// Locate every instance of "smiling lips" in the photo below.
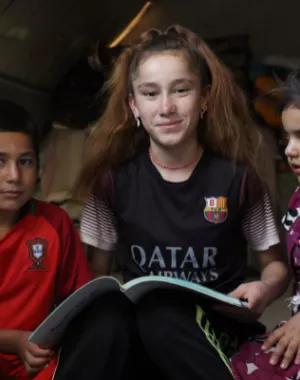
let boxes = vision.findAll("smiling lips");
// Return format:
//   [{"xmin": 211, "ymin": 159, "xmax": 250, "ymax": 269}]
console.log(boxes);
[
  {"xmin": 290, "ymin": 164, "xmax": 300, "ymax": 174},
  {"xmin": 0, "ymin": 190, "xmax": 23, "ymax": 199},
  {"xmin": 157, "ymin": 120, "xmax": 182, "ymax": 127}
]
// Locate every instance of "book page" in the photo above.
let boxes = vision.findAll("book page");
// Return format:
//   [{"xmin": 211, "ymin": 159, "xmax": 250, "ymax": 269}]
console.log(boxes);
[{"xmin": 123, "ymin": 276, "xmax": 250, "ymax": 315}]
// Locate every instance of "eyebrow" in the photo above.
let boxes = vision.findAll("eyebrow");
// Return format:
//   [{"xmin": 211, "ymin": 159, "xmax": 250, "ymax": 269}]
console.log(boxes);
[
  {"xmin": 20, "ymin": 151, "xmax": 35, "ymax": 156},
  {"xmin": 0, "ymin": 151, "xmax": 35, "ymax": 157},
  {"xmin": 137, "ymin": 78, "xmax": 194, "ymax": 89}
]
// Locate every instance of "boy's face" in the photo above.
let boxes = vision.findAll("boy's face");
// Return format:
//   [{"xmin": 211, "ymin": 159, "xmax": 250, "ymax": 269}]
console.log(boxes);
[{"xmin": 0, "ymin": 132, "xmax": 37, "ymax": 211}]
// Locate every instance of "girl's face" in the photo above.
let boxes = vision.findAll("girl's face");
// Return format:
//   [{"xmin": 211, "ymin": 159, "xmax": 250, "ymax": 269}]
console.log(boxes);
[
  {"xmin": 0, "ymin": 132, "xmax": 37, "ymax": 212},
  {"xmin": 283, "ymin": 106, "xmax": 300, "ymax": 183},
  {"xmin": 129, "ymin": 51, "xmax": 206, "ymax": 149}
]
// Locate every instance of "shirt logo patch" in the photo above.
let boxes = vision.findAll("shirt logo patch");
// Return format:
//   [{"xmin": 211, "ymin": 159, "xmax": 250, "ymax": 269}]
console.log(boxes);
[
  {"xmin": 204, "ymin": 197, "xmax": 228, "ymax": 224},
  {"xmin": 27, "ymin": 238, "xmax": 48, "ymax": 270}
]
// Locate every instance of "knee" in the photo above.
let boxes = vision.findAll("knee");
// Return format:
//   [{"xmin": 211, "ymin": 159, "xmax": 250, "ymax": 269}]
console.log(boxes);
[
  {"xmin": 136, "ymin": 293, "xmax": 181, "ymax": 351},
  {"xmin": 70, "ymin": 292, "xmax": 132, "ymax": 333}
]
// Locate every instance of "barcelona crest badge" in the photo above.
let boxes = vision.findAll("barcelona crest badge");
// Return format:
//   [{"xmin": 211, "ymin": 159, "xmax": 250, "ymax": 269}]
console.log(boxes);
[{"xmin": 204, "ymin": 197, "xmax": 228, "ymax": 224}]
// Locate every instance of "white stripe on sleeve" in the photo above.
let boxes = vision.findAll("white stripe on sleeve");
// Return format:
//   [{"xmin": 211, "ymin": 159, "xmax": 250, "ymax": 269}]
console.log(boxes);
[
  {"xmin": 80, "ymin": 193, "xmax": 118, "ymax": 251},
  {"xmin": 242, "ymin": 193, "xmax": 280, "ymax": 251}
]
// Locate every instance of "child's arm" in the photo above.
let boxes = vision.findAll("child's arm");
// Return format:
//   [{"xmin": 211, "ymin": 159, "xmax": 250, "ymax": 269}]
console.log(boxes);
[
  {"xmin": 230, "ymin": 245, "xmax": 288, "ymax": 314},
  {"xmin": 87, "ymin": 245, "xmax": 114, "ymax": 277},
  {"xmin": 80, "ymin": 187, "xmax": 118, "ymax": 277},
  {"xmin": 0, "ymin": 329, "xmax": 53, "ymax": 376},
  {"xmin": 0, "ymin": 329, "xmax": 25, "ymax": 354},
  {"xmin": 230, "ymin": 169, "xmax": 289, "ymax": 314},
  {"xmin": 258, "ymin": 244, "xmax": 289, "ymax": 300},
  {"xmin": 55, "ymin": 212, "xmax": 93, "ymax": 305}
]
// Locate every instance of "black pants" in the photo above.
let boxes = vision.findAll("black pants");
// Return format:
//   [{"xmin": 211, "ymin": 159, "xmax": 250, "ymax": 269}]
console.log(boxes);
[{"xmin": 53, "ymin": 290, "xmax": 242, "ymax": 380}]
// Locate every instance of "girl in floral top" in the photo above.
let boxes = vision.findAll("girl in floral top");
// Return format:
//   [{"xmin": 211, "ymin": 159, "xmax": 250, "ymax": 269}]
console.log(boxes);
[{"xmin": 231, "ymin": 71, "xmax": 300, "ymax": 379}]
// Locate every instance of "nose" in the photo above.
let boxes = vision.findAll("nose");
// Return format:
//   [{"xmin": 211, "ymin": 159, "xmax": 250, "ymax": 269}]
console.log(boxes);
[
  {"xmin": 6, "ymin": 161, "xmax": 21, "ymax": 183},
  {"xmin": 159, "ymin": 94, "xmax": 176, "ymax": 116}
]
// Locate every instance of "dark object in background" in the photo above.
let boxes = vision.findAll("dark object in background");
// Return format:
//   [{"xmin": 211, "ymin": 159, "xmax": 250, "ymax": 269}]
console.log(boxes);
[
  {"xmin": 207, "ymin": 34, "xmax": 252, "ymax": 96},
  {"xmin": 51, "ymin": 43, "xmax": 123, "ymax": 129}
]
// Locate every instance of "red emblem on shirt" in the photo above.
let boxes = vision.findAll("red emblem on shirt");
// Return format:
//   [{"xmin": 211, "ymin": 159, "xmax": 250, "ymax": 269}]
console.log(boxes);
[
  {"xmin": 204, "ymin": 197, "xmax": 228, "ymax": 224},
  {"xmin": 27, "ymin": 238, "xmax": 48, "ymax": 270}
]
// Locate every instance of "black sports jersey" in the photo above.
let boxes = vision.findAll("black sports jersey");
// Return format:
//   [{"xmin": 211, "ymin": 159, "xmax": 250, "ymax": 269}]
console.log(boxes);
[{"xmin": 112, "ymin": 149, "xmax": 256, "ymax": 293}]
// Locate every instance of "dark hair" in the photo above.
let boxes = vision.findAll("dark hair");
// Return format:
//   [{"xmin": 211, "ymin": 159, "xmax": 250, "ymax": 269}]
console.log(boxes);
[
  {"xmin": 74, "ymin": 25, "xmax": 270, "ymax": 200},
  {"xmin": 0, "ymin": 99, "xmax": 39, "ymax": 158},
  {"xmin": 273, "ymin": 70, "xmax": 300, "ymax": 111}
]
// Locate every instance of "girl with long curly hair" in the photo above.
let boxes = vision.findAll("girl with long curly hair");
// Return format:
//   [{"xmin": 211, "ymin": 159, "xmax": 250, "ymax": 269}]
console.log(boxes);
[{"xmin": 58, "ymin": 25, "xmax": 288, "ymax": 379}]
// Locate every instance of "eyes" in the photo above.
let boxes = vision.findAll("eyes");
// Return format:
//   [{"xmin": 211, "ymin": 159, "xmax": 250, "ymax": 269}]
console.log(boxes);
[
  {"xmin": 0, "ymin": 157, "xmax": 36, "ymax": 168},
  {"xmin": 142, "ymin": 88, "xmax": 190, "ymax": 98},
  {"xmin": 19, "ymin": 157, "xmax": 35, "ymax": 166}
]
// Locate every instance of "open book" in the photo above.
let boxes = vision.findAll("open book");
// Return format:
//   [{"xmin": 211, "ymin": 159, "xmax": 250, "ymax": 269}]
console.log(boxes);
[{"xmin": 29, "ymin": 275, "xmax": 251, "ymax": 348}]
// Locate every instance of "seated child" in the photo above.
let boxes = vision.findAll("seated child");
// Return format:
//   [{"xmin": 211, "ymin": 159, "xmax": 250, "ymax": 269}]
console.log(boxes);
[
  {"xmin": 0, "ymin": 100, "xmax": 93, "ymax": 379},
  {"xmin": 231, "ymin": 71, "xmax": 300, "ymax": 379}
]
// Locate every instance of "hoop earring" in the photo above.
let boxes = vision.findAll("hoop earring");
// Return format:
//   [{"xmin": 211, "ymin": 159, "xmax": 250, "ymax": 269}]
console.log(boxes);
[
  {"xmin": 136, "ymin": 117, "xmax": 141, "ymax": 127},
  {"xmin": 200, "ymin": 108, "xmax": 207, "ymax": 119}
]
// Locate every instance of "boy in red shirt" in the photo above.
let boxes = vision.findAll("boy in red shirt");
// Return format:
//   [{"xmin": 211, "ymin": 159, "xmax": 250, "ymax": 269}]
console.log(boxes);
[{"xmin": 0, "ymin": 100, "xmax": 92, "ymax": 379}]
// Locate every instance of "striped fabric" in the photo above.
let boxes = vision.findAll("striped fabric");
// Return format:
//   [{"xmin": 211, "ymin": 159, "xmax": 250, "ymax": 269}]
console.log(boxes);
[
  {"xmin": 242, "ymin": 193, "xmax": 279, "ymax": 251},
  {"xmin": 80, "ymin": 192, "xmax": 279, "ymax": 253},
  {"xmin": 80, "ymin": 193, "xmax": 117, "ymax": 251}
]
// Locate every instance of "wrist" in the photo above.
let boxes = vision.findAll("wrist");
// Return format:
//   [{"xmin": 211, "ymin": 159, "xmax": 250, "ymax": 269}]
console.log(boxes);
[
  {"xmin": 10, "ymin": 331, "xmax": 25, "ymax": 356},
  {"xmin": 0, "ymin": 330, "xmax": 25, "ymax": 356}
]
